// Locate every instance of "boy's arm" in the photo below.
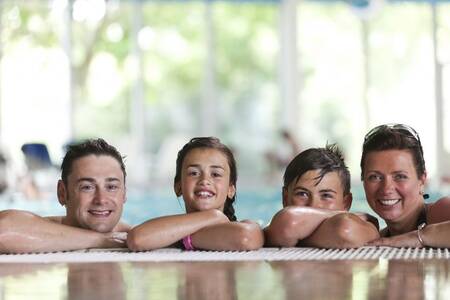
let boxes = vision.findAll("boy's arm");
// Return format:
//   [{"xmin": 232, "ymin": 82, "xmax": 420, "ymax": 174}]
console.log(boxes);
[
  {"xmin": 264, "ymin": 207, "xmax": 344, "ymax": 247},
  {"xmin": 301, "ymin": 213, "xmax": 380, "ymax": 248},
  {"xmin": 127, "ymin": 209, "xmax": 229, "ymax": 251},
  {"xmin": 0, "ymin": 210, "xmax": 126, "ymax": 254},
  {"xmin": 190, "ymin": 220, "xmax": 264, "ymax": 251}
]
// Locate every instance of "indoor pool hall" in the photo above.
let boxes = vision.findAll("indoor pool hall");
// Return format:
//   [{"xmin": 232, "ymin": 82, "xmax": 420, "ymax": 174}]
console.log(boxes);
[{"xmin": 1, "ymin": 0, "xmax": 450, "ymax": 299}]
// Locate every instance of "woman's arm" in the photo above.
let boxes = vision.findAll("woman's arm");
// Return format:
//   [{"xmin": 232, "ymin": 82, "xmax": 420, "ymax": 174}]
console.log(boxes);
[
  {"xmin": 264, "ymin": 207, "xmax": 344, "ymax": 247},
  {"xmin": 368, "ymin": 197, "xmax": 450, "ymax": 248},
  {"xmin": 191, "ymin": 220, "xmax": 264, "ymax": 251},
  {"xmin": 127, "ymin": 209, "xmax": 229, "ymax": 251}
]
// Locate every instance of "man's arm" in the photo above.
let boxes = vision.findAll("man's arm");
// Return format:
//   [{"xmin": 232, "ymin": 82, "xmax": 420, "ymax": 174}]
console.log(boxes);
[
  {"xmin": 301, "ymin": 213, "xmax": 380, "ymax": 248},
  {"xmin": 264, "ymin": 207, "xmax": 344, "ymax": 247},
  {"xmin": 0, "ymin": 210, "xmax": 126, "ymax": 254},
  {"xmin": 190, "ymin": 220, "xmax": 264, "ymax": 251}
]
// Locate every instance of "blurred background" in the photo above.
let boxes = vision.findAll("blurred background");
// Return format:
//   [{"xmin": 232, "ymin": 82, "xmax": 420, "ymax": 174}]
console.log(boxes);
[{"xmin": 0, "ymin": 0, "xmax": 449, "ymax": 222}]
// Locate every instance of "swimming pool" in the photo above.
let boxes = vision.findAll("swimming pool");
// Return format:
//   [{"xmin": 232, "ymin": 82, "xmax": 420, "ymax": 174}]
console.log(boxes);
[{"xmin": 0, "ymin": 185, "xmax": 444, "ymax": 227}]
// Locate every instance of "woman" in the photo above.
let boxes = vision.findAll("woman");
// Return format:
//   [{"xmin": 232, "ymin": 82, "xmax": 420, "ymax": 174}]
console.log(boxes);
[{"xmin": 361, "ymin": 124, "xmax": 450, "ymax": 248}]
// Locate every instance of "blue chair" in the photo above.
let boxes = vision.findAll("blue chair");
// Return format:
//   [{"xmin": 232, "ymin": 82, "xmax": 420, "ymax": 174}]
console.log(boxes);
[{"xmin": 21, "ymin": 143, "xmax": 53, "ymax": 170}]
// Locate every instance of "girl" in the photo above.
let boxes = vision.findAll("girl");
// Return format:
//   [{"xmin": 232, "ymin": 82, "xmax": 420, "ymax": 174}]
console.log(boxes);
[
  {"xmin": 362, "ymin": 124, "xmax": 450, "ymax": 248},
  {"xmin": 127, "ymin": 137, "xmax": 264, "ymax": 251}
]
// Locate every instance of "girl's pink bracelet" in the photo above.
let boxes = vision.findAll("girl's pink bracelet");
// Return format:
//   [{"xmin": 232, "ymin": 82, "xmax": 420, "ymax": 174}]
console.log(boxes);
[{"xmin": 182, "ymin": 235, "xmax": 195, "ymax": 250}]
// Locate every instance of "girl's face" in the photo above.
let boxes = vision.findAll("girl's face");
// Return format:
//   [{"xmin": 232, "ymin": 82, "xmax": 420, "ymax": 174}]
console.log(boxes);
[
  {"xmin": 362, "ymin": 149, "xmax": 426, "ymax": 223},
  {"xmin": 174, "ymin": 148, "xmax": 235, "ymax": 213}
]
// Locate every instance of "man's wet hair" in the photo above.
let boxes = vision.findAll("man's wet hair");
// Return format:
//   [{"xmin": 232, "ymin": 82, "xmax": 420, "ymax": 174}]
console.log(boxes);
[{"xmin": 61, "ymin": 138, "xmax": 126, "ymax": 184}]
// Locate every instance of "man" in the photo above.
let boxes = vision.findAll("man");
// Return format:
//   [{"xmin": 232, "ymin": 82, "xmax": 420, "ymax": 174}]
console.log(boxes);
[
  {"xmin": 0, "ymin": 138, "xmax": 130, "ymax": 253},
  {"xmin": 265, "ymin": 144, "xmax": 379, "ymax": 248}
]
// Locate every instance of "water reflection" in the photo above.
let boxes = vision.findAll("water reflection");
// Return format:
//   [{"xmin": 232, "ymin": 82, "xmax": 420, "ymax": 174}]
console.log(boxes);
[
  {"xmin": 67, "ymin": 263, "xmax": 125, "ymax": 300},
  {"xmin": 0, "ymin": 263, "xmax": 66, "ymax": 299},
  {"xmin": 1, "ymin": 258, "xmax": 450, "ymax": 299},
  {"xmin": 178, "ymin": 262, "xmax": 238, "ymax": 300},
  {"xmin": 368, "ymin": 260, "xmax": 450, "ymax": 300},
  {"xmin": 270, "ymin": 260, "xmax": 378, "ymax": 299}
]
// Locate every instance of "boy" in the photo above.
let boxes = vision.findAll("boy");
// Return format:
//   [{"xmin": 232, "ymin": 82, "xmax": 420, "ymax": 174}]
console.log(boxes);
[{"xmin": 265, "ymin": 144, "xmax": 379, "ymax": 248}]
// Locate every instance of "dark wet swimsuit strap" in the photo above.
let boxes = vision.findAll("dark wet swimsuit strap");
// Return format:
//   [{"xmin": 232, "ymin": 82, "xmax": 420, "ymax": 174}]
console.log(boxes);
[
  {"xmin": 417, "ymin": 204, "xmax": 428, "ymax": 226},
  {"xmin": 384, "ymin": 205, "xmax": 427, "ymax": 238}
]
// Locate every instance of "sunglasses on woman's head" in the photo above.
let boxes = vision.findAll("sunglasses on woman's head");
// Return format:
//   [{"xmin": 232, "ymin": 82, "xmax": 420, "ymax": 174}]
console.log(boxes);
[{"xmin": 364, "ymin": 123, "xmax": 422, "ymax": 149}]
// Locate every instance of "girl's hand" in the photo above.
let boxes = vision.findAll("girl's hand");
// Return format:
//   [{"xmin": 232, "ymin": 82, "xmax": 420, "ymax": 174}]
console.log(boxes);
[{"xmin": 366, "ymin": 230, "xmax": 422, "ymax": 248}]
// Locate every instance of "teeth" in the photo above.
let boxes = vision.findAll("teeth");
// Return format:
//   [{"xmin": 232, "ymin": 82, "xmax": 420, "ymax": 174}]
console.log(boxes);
[
  {"xmin": 379, "ymin": 199, "xmax": 400, "ymax": 206},
  {"xmin": 89, "ymin": 210, "xmax": 111, "ymax": 216},
  {"xmin": 195, "ymin": 191, "xmax": 213, "ymax": 197}
]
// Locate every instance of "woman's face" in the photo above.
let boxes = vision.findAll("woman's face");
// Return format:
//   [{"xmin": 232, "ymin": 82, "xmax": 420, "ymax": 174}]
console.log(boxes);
[
  {"xmin": 175, "ymin": 148, "xmax": 235, "ymax": 213},
  {"xmin": 362, "ymin": 149, "xmax": 426, "ymax": 223}
]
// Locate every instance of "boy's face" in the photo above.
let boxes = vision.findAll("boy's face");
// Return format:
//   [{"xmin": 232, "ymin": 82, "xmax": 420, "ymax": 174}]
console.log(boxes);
[{"xmin": 282, "ymin": 169, "xmax": 352, "ymax": 211}]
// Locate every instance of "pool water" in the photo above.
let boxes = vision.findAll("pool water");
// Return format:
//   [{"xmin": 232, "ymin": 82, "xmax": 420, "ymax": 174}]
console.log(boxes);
[{"xmin": 0, "ymin": 185, "xmax": 444, "ymax": 227}]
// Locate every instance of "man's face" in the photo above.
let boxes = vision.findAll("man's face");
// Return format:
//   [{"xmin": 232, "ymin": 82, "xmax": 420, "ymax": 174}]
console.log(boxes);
[
  {"xmin": 58, "ymin": 154, "xmax": 126, "ymax": 233},
  {"xmin": 282, "ymin": 169, "xmax": 351, "ymax": 211}
]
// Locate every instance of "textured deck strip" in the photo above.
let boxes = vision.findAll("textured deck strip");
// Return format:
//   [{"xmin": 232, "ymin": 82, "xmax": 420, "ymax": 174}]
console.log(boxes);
[{"xmin": 1, "ymin": 247, "xmax": 450, "ymax": 263}]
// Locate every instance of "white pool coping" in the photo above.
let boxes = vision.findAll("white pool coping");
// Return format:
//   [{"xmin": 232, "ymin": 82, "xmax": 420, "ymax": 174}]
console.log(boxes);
[{"xmin": 0, "ymin": 247, "xmax": 449, "ymax": 263}]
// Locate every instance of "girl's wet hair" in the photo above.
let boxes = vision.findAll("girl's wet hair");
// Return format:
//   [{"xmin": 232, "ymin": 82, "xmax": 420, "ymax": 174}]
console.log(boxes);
[
  {"xmin": 174, "ymin": 137, "xmax": 237, "ymax": 221},
  {"xmin": 283, "ymin": 144, "xmax": 351, "ymax": 196},
  {"xmin": 360, "ymin": 123, "xmax": 426, "ymax": 180}
]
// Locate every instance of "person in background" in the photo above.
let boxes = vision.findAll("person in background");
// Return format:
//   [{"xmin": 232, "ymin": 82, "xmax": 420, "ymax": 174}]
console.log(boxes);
[
  {"xmin": 265, "ymin": 129, "xmax": 301, "ymax": 181},
  {"xmin": 362, "ymin": 124, "xmax": 450, "ymax": 248},
  {"xmin": 0, "ymin": 138, "xmax": 130, "ymax": 253},
  {"xmin": 265, "ymin": 144, "xmax": 379, "ymax": 248},
  {"xmin": 127, "ymin": 137, "xmax": 264, "ymax": 251}
]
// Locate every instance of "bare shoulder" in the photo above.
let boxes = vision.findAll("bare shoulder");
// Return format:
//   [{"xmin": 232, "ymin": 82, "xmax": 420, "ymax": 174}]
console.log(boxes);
[
  {"xmin": 428, "ymin": 197, "xmax": 450, "ymax": 223},
  {"xmin": 45, "ymin": 216, "xmax": 64, "ymax": 223}
]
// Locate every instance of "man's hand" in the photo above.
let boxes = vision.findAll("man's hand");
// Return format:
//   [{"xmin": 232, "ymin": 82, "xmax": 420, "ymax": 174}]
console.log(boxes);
[{"xmin": 104, "ymin": 232, "xmax": 128, "ymax": 248}]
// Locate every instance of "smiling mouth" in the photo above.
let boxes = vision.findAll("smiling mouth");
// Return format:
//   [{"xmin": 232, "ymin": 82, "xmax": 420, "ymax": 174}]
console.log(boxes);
[
  {"xmin": 88, "ymin": 210, "xmax": 112, "ymax": 217},
  {"xmin": 378, "ymin": 199, "xmax": 400, "ymax": 206},
  {"xmin": 194, "ymin": 190, "xmax": 215, "ymax": 199}
]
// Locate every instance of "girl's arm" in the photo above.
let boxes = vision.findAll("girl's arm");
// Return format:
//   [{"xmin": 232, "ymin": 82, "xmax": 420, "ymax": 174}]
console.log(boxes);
[
  {"xmin": 191, "ymin": 220, "xmax": 264, "ymax": 251},
  {"xmin": 127, "ymin": 209, "xmax": 229, "ymax": 251},
  {"xmin": 368, "ymin": 197, "xmax": 450, "ymax": 248},
  {"xmin": 264, "ymin": 206, "xmax": 344, "ymax": 247}
]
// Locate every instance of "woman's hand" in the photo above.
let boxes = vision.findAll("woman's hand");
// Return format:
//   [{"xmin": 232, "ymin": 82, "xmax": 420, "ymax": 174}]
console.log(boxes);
[{"xmin": 366, "ymin": 230, "xmax": 422, "ymax": 248}]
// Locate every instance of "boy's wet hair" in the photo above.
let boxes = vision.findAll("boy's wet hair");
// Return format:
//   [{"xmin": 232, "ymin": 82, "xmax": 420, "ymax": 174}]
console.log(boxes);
[
  {"xmin": 174, "ymin": 137, "xmax": 238, "ymax": 221},
  {"xmin": 61, "ymin": 138, "xmax": 126, "ymax": 184},
  {"xmin": 283, "ymin": 144, "xmax": 350, "ymax": 195}
]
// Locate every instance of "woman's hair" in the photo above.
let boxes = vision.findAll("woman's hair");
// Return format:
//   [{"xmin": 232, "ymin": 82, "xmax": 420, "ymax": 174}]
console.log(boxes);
[
  {"xmin": 174, "ymin": 137, "xmax": 238, "ymax": 221},
  {"xmin": 360, "ymin": 124, "xmax": 426, "ymax": 180},
  {"xmin": 283, "ymin": 144, "xmax": 351, "ymax": 196}
]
